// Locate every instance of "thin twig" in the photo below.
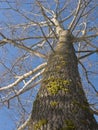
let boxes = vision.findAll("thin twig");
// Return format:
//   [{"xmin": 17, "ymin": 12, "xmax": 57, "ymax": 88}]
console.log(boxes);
[{"xmin": 79, "ymin": 61, "xmax": 98, "ymax": 93}]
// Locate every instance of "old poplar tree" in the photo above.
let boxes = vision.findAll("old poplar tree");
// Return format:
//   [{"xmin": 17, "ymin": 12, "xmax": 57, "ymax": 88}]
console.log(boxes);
[{"xmin": 0, "ymin": 0, "xmax": 98, "ymax": 130}]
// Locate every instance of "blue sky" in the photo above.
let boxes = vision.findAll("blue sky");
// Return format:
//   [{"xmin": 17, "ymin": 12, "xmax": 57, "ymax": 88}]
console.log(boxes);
[{"xmin": 0, "ymin": 107, "xmax": 15, "ymax": 130}]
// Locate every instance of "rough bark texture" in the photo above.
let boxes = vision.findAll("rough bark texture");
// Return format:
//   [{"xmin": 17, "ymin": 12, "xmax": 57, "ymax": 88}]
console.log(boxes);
[{"xmin": 29, "ymin": 30, "xmax": 98, "ymax": 130}]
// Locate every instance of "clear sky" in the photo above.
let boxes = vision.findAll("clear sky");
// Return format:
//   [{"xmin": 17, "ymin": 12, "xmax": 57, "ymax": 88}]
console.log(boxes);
[{"xmin": 0, "ymin": 107, "xmax": 15, "ymax": 130}]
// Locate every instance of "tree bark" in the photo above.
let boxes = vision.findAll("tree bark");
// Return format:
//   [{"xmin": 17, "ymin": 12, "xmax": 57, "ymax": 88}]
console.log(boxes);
[{"xmin": 29, "ymin": 30, "xmax": 98, "ymax": 130}]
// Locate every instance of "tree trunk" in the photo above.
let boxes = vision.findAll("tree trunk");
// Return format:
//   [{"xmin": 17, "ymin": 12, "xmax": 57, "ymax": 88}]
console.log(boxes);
[{"xmin": 29, "ymin": 30, "xmax": 98, "ymax": 130}]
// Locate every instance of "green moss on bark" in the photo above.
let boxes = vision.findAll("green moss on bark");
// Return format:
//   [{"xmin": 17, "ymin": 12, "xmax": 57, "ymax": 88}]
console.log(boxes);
[
  {"xmin": 64, "ymin": 120, "xmax": 76, "ymax": 130},
  {"xmin": 50, "ymin": 101, "xmax": 58, "ymax": 107},
  {"xmin": 34, "ymin": 119, "xmax": 48, "ymax": 130}
]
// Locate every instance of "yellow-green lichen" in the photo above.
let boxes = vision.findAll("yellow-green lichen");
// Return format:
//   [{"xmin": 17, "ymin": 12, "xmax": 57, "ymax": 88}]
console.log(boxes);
[
  {"xmin": 61, "ymin": 60, "xmax": 67, "ymax": 65},
  {"xmin": 34, "ymin": 119, "xmax": 48, "ymax": 130},
  {"xmin": 56, "ymin": 65, "xmax": 61, "ymax": 70},
  {"xmin": 50, "ymin": 101, "xmax": 58, "ymax": 107},
  {"xmin": 55, "ymin": 61, "xmax": 67, "ymax": 70},
  {"xmin": 64, "ymin": 120, "xmax": 76, "ymax": 130},
  {"xmin": 63, "ymin": 80, "xmax": 71, "ymax": 85},
  {"xmin": 54, "ymin": 55, "xmax": 64, "ymax": 60},
  {"xmin": 62, "ymin": 88, "xmax": 69, "ymax": 93},
  {"xmin": 46, "ymin": 78, "xmax": 71, "ymax": 95},
  {"xmin": 47, "ymin": 81, "xmax": 61, "ymax": 94},
  {"xmin": 47, "ymin": 81, "xmax": 70, "ymax": 95}
]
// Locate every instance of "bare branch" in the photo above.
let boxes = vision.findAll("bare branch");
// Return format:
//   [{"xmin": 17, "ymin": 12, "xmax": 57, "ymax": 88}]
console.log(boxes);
[
  {"xmin": 16, "ymin": 69, "xmax": 45, "ymax": 95},
  {"xmin": 0, "ymin": 79, "xmax": 42, "ymax": 104},
  {"xmin": 90, "ymin": 108, "xmax": 98, "ymax": 116},
  {"xmin": 82, "ymin": 4, "xmax": 98, "ymax": 17},
  {"xmin": 68, "ymin": 0, "xmax": 92, "ymax": 31},
  {"xmin": 0, "ymin": 21, "xmax": 52, "ymax": 31},
  {"xmin": 68, "ymin": 0, "xmax": 82, "ymax": 30},
  {"xmin": 0, "ymin": 62, "xmax": 47, "ymax": 91},
  {"xmin": 58, "ymin": 1, "xmax": 70, "ymax": 15},
  {"xmin": 60, "ymin": 10, "xmax": 75, "ymax": 23},
  {"xmin": 0, "ymin": 38, "xmax": 47, "ymax": 58},
  {"xmin": 18, "ymin": 114, "xmax": 31, "ymax": 130},
  {"xmin": 39, "ymin": 25, "xmax": 55, "ymax": 52},
  {"xmin": 79, "ymin": 61, "xmax": 98, "ymax": 93},
  {"xmin": 75, "ymin": 34, "xmax": 98, "ymax": 42},
  {"xmin": 36, "ymin": 1, "xmax": 58, "ymax": 39},
  {"xmin": 78, "ymin": 51, "xmax": 98, "ymax": 60}
]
